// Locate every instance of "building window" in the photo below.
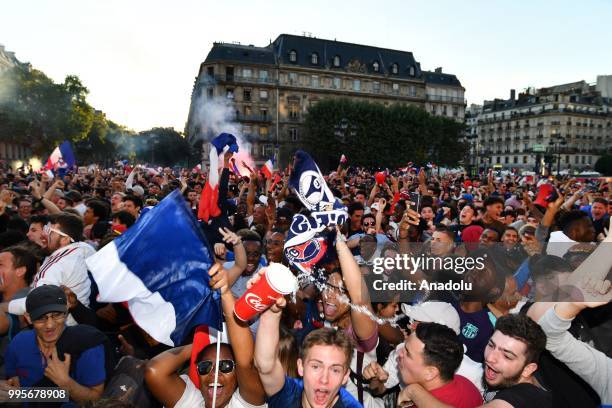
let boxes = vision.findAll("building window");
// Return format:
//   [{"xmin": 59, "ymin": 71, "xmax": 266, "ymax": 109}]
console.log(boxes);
[
  {"xmin": 259, "ymin": 70, "xmax": 268, "ymax": 80},
  {"xmin": 290, "ymin": 128, "xmax": 298, "ymax": 142},
  {"xmin": 207, "ymin": 88, "xmax": 213, "ymax": 98},
  {"xmin": 333, "ymin": 77, "xmax": 341, "ymax": 89},
  {"xmin": 505, "ymin": 157, "xmax": 509, "ymax": 164},
  {"xmin": 312, "ymin": 75, "xmax": 319, "ymax": 88},
  {"xmin": 260, "ymin": 108, "xmax": 268, "ymax": 118},
  {"xmin": 244, "ymin": 106, "xmax": 252, "ymax": 116},
  {"xmin": 453, "ymin": 106, "xmax": 459, "ymax": 117},
  {"xmin": 373, "ymin": 81, "xmax": 380, "ymax": 93},
  {"xmin": 523, "ymin": 156, "xmax": 528, "ymax": 163},
  {"xmin": 442, "ymin": 105, "xmax": 447, "ymax": 116},
  {"xmin": 289, "ymin": 101, "xmax": 300, "ymax": 119},
  {"xmin": 373, "ymin": 61, "xmax": 379, "ymax": 72},
  {"xmin": 353, "ymin": 79, "xmax": 361, "ymax": 91},
  {"xmin": 391, "ymin": 63, "xmax": 398, "ymax": 74},
  {"xmin": 243, "ymin": 89, "xmax": 251, "ymax": 102},
  {"xmin": 333, "ymin": 55, "xmax": 341, "ymax": 67},
  {"xmin": 496, "ymin": 157, "xmax": 501, "ymax": 164},
  {"xmin": 207, "ymin": 66, "xmax": 214, "ymax": 77},
  {"xmin": 392, "ymin": 83, "xmax": 399, "ymax": 94},
  {"xmin": 242, "ymin": 125, "xmax": 252, "ymax": 136},
  {"xmin": 226, "ymin": 88, "xmax": 234, "ymax": 99},
  {"xmin": 289, "ymin": 72, "xmax": 297, "ymax": 84},
  {"xmin": 242, "ymin": 68, "xmax": 252, "ymax": 78},
  {"xmin": 513, "ymin": 156, "xmax": 518, "ymax": 164},
  {"xmin": 410, "ymin": 85, "xmax": 416, "ymax": 97},
  {"xmin": 289, "ymin": 50, "xmax": 297, "ymax": 63},
  {"xmin": 259, "ymin": 126, "xmax": 269, "ymax": 138},
  {"xmin": 259, "ymin": 90, "xmax": 268, "ymax": 100},
  {"xmin": 409, "ymin": 66, "xmax": 415, "ymax": 76},
  {"xmin": 311, "ymin": 53, "xmax": 319, "ymax": 65}
]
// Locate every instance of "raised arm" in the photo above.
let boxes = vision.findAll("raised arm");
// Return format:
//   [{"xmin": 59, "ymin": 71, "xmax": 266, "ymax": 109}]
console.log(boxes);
[
  {"xmin": 218, "ymin": 228, "xmax": 247, "ymax": 284},
  {"xmin": 253, "ymin": 270, "xmax": 287, "ymax": 396},
  {"xmin": 144, "ymin": 344, "xmax": 191, "ymax": 407},
  {"xmin": 335, "ymin": 228, "xmax": 377, "ymax": 341},
  {"xmin": 209, "ymin": 264, "xmax": 266, "ymax": 405}
]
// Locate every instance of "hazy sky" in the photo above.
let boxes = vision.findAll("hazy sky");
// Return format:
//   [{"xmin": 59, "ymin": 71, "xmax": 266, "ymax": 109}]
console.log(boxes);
[{"xmin": 2, "ymin": 0, "xmax": 611, "ymax": 132}]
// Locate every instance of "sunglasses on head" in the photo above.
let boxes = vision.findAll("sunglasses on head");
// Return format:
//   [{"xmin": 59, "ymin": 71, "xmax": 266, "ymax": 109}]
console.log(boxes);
[{"xmin": 197, "ymin": 359, "xmax": 235, "ymax": 375}]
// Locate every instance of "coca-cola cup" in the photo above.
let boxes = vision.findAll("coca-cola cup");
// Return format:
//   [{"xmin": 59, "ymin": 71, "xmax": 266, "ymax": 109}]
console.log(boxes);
[{"xmin": 233, "ymin": 263, "xmax": 298, "ymax": 322}]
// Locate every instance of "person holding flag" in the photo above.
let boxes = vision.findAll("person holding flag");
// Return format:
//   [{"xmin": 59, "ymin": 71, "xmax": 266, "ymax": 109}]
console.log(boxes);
[{"xmin": 145, "ymin": 263, "xmax": 266, "ymax": 408}]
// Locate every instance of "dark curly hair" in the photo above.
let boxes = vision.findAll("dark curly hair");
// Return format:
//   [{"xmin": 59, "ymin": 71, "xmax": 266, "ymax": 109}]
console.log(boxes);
[
  {"xmin": 415, "ymin": 322, "xmax": 463, "ymax": 381},
  {"xmin": 495, "ymin": 314, "xmax": 546, "ymax": 364}
]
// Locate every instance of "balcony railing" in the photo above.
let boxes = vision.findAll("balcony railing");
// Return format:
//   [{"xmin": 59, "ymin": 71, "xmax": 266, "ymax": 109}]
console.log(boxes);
[
  {"xmin": 426, "ymin": 94, "xmax": 466, "ymax": 104},
  {"xmin": 213, "ymin": 74, "xmax": 276, "ymax": 85},
  {"xmin": 235, "ymin": 114, "xmax": 272, "ymax": 123}
]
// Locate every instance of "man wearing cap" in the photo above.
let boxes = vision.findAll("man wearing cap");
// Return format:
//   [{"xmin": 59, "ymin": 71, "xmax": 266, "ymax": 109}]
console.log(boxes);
[
  {"xmin": 363, "ymin": 302, "xmax": 484, "ymax": 396},
  {"xmin": 4, "ymin": 213, "xmax": 95, "ymax": 326},
  {"xmin": 3, "ymin": 285, "xmax": 107, "ymax": 405}
]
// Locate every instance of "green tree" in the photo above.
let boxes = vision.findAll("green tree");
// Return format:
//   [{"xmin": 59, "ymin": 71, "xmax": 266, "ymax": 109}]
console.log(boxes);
[
  {"xmin": 302, "ymin": 98, "xmax": 466, "ymax": 171},
  {"xmin": 136, "ymin": 127, "xmax": 192, "ymax": 167},
  {"xmin": 594, "ymin": 154, "xmax": 612, "ymax": 176},
  {"xmin": 0, "ymin": 68, "xmax": 94, "ymax": 154}
]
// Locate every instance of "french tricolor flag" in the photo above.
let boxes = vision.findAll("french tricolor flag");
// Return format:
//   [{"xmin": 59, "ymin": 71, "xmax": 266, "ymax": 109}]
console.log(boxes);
[
  {"xmin": 86, "ymin": 190, "xmax": 222, "ymax": 347},
  {"xmin": 45, "ymin": 141, "xmax": 76, "ymax": 171},
  {"xmin": 261, "ymin": 155, "xmax": 275, "ymax": 179},
  {"xmin": 198, "ymin": 133, "xmax": 239, "ymax": 222}
]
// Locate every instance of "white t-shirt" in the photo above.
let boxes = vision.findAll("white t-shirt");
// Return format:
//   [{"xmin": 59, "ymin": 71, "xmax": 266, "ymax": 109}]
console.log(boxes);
[
  {"xmin": 8, "ymin": 242, "xmax": 95, "ymax": 326},
  {"xmin": 172, "ymin": 374, "xmax": 267, "ymax": 408}
]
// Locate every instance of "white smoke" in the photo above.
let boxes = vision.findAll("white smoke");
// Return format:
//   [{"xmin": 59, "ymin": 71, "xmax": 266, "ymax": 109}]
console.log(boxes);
[{"xmin": 188, "ymin": 91, "xmax": 255, "ymax": 172}]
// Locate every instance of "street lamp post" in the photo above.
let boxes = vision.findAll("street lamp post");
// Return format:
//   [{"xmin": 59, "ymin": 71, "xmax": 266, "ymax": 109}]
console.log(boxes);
[{"xmin": 548, "ymin": 134, "xmax": 566, "ymax": 175}]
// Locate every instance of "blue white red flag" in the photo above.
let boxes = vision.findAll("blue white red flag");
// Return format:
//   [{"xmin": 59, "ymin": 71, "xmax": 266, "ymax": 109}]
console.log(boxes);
[
  {"xmin": 45, "ymin": 141, "xmax": 76, "ymax": 171},
  {"xmin": 261, "ymin": 154, "xmax": 275, "ymax": 179},
  {"xmin": 86, "ymin": 190, "xmax": 221, "ymax": 346},
  {"xmin": 198, "ymin": 133, "xmax": 239, "ymax": 221}
]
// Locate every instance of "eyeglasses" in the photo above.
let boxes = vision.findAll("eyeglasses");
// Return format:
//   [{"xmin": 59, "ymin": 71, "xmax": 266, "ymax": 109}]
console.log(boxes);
[
  {"xmin": 363, "ymin": 222, "xmax": 375, "ymax": 227},
  {"xmin": 197, "ymin": 359, "xmax": 235, "ymax": 375},
  {"xmin": 33, "ymin": 312, "xmax": 67, "ymax": 324},
  {"xmin": 44, "ymin": 224, "xmax": 75, "ymax": 243}
]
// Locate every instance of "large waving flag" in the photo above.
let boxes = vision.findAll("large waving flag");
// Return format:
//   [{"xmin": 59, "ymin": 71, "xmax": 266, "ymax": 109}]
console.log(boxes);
[
  {"xmin": 86, "ymin": 190, "xmax": 221, "ymax": 346},
  {"xmin": 45, "ymin": 141, "xmax": 76, "ymax": 171},
  {"xmin": 285, "ymin": 151, "xmax": 347, "ymax": 275},
  {"xmin": 198, "ymin": 133, "xmax": 239, "ymax": 222}
]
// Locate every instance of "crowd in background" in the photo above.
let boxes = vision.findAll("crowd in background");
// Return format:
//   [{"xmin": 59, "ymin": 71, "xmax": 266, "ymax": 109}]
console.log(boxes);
[{"xmin": 0, "ymin": 155, "xmax": 610, "ymax": 408}]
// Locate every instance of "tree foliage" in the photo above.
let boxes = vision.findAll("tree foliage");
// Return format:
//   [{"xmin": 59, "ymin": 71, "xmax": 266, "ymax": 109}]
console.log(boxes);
[
  {"xmin": 302, "ymin": 98, "xmax": 467, "ymax": 171},
  {"xmin": 0, "ymin": 67, "xmax": 95, "ymax": 155},
  {"xmin": 595, "ymin": 154, "xmax": 612, "ymax": 176},
  {"xmin": 135, "ymin": 127, "xmax": 193, "ymax": 167}
]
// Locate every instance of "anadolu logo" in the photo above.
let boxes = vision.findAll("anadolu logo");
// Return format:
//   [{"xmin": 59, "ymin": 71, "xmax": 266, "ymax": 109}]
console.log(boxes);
[{"xmin": 245, "ymin": 293, "xmax": 267, "ymax": 311}]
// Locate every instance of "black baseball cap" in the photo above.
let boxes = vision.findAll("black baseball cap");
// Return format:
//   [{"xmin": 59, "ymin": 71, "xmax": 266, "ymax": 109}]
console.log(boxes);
[{"xmin": 26, "ymin": 285, "xmax": 68, "ymax": 321}]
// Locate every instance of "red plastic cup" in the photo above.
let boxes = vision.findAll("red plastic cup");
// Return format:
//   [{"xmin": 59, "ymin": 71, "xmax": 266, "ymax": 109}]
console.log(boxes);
[
  {"xmin": 233, "ymin": 263, "xmax": 298, "ymax": 322},
  {"xmin": 375, "ymin": 172, "xmax": 386, "ymax": 185}
]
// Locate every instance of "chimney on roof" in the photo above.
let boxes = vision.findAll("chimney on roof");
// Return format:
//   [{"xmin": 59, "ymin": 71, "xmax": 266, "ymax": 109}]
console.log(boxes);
[
  {"xmin": 510, "ymin": 89, "xmax": 516, "ymax": 100},
  {"xmin": 434, "ymin": 67, "xmax": 442, "ymax": 73}
]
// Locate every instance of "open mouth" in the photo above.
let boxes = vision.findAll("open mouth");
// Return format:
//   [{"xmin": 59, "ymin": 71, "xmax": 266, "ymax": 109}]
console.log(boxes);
[
  {"xmin": 314, "ymin": 389, "xmax": 330, "ymax": 405},
  {"xmin": 323, "ymin": 302, "xmax": 337, "ymax": 316},
  {"xmin": 484, "ymin": 364, "xmax": 499, "ymax": 382},
  {"xmin": 207, "ymin": 382, "xmax": 225, "ymax": 398}
]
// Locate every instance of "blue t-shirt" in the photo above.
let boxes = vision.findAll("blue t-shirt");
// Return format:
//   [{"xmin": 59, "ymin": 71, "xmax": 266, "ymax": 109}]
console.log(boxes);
[
  {"xmin": 268, "ymin": 376, "xmax": 362, "ymax": 408},
  {"xmin": 5, "ymin": 329, "xmax": 106, "ymax": 404}
]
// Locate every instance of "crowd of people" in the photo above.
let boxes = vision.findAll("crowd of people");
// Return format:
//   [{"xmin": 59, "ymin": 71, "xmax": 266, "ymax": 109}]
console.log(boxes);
[{"xmin": 0, "ymin": 152, "xmax": 610, "ymax": 408}]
